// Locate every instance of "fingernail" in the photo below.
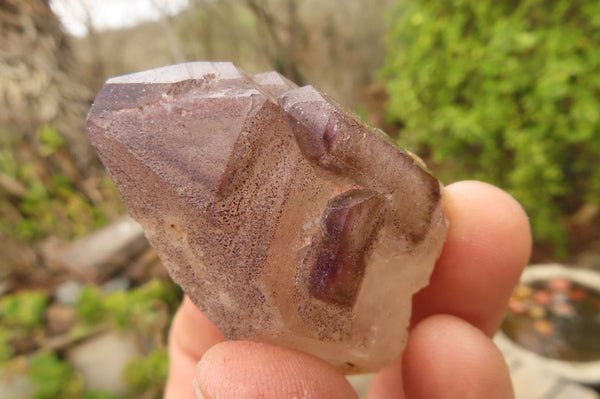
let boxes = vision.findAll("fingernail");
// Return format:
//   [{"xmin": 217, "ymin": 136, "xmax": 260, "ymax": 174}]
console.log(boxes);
[{"xmin": 193, "ymin": 379, "xmax": 206, "ymax": 399}]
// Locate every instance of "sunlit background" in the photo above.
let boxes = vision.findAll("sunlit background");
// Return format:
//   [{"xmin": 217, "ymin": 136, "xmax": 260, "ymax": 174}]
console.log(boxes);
[
  {"xmin": 50, "ymin": 0, "xmax": 191, "ymax": 37},
  {"xmin": 1, "ymin": 0, "xmax": 599, "ymax": 398}
]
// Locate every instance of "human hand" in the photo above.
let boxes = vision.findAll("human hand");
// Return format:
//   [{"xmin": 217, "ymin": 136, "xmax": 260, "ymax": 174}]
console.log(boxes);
[{"xmin": 164, "ymin": 180, "xmax": 531, "ymax": 399}]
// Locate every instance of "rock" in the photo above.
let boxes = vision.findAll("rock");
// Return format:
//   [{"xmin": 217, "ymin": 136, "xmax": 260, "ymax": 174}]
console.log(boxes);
[
  {"xmin": 54, "ymin": 280, "xmax": 83, "ymax": 305},
  {"xmin": 123, "ymin": 247, "xmax": 168, "ymax": 282},
  {"xmin": 87, "ymin": 62, "xmax": 448, "ymax": 373},
  {"xmin": 0, "ymin": 371, "xmax": 31, "ymax": 399},
  {"xmin": 101, "ymin": 277, "xmax": 130, "ymax": 295},
  {"xmin": 66, "ymin": 331, "xmax": 142, "ymax": 394},
  {"xmin": 513, "ymin": 284, "xmax": 533, "ymax": 300},
  {"xmin": 61, "ymin": 216, "xmax": 147, "ymax": 282},
  {"xmin": 0, "ymin": 280, "xmax": 11, "ymax": 297},
  {"xmin": 548, "ymin": 277, "xmax": 572, "ymax": 292},
  {"xmin": 45, "ymin": 303, "xmax": 77, "ymax": 336},
  {"xmin": 532, "ymin": 289, "xmax": 552, "ymax": 306},
  {"xmin": 38, "ymin": 236, "xmax": 71, "ymax": 273}
]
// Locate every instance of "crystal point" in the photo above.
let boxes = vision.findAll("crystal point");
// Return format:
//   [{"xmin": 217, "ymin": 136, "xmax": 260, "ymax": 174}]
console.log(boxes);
[{"xmin": 87, "ymin": 62, "xmax": 448, "ymax": 373}]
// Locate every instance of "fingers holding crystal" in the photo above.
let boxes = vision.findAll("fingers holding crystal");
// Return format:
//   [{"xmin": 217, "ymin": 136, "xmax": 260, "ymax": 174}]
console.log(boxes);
[
  {"xmin": 194, "ymin": 341, "xmax": 358, "ymax": 399},
  {"xmin": 165, "ymin": 296, "xmax": 224, "ymax": 399},
  {"xmin": 411, "ymin": 180, "xmax": 532, "ymax": 336},
  {"xmin": 402, "ymin": 315, "xmax": 514, "ymax": 399}
]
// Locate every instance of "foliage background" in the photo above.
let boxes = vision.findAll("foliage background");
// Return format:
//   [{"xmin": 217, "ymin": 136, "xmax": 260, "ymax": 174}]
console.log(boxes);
[{"xmin": 381, "ymin": 0, "xmax": 600, "ymax": 254}]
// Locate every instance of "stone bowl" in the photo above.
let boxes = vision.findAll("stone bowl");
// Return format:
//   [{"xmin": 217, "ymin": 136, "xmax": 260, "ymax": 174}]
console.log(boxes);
[{"xmin": 496, "ymin": 263, "xmax": 600, "ymax": 384}]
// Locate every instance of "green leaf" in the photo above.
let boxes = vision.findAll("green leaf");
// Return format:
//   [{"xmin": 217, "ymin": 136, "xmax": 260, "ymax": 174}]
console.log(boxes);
[
  {"xmin": 122, "ymin": 348, "xmax": 168, "ymax": 394},
  {"xmin": 37, "ymin": 125, "xmax": 64, "ymax": 156},
  {"xmin": 0, "ymin": 291, "xmax": 49, "ymax": 330},
  {"xmin": 28, "ymin": 352, "xmax": 83, "ymax": 399}
]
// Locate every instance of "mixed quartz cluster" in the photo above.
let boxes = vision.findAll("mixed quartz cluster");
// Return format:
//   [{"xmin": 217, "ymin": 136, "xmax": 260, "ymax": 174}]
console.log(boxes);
[{"xmin": 86, "ymin": 62, "xmax": 448, "ymax": 373}]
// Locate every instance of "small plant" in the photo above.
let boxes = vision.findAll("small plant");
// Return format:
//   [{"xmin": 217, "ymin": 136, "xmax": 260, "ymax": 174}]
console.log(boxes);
[
  {"xmin": 0, "ymin": 290, "xmax": 48, "ymax": 331},
  {"xmin": 76, "ymin": 279, "xmax": 181, "ymax": 334},
  {"xmin": 28, "ymin": 352, "xmax": 84, "ymax": 399},
  {"xmin": 122, "ymin": 348, "xmax": 168, "ymax": 398},
  {"xmin": 75, "ymin": 286, "xmax": 105, "ymax": 325},
  {"xmin": 0, "ymin": 329, "xmax": 13, "ymax": 363},
  {"xmin": 37, "ymin": 125, "xmax": 65, "ymax": 157},
  {"xmin": 75, "ymin": 280, "xmax": 180, "ymax": 397},
  {"xmin": 27, "ymin": 354, "xmax": 118, "ymax": 399},
  {"xmin": 381, "ymin": 0, "xmax": 600, "ymax": 254},
  {"xmin": 0, "ymin": 126, "xmax": 121, "ymax": 241}
]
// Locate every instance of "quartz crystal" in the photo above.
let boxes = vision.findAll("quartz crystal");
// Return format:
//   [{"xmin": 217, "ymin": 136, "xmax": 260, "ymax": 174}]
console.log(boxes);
[{"xmin": 87, "ymin": 62, "xmax": 449, "ymax": 373}]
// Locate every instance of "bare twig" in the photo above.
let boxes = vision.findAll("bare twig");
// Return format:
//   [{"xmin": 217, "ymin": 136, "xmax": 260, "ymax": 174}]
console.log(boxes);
[
  {"xmin": 242, "ymin": 0, "xmax": 304, "ymax": 82},
  {"xmin": 38, "ymin": 323, "xmax": 109, "ymax": 353},
  {"xmin": 150, "ymin": 0, "xmax": 186, "ymax": 63},
  {"xmin": 245, "ymin": 0, "xmax": 285, "ymax": 57}
]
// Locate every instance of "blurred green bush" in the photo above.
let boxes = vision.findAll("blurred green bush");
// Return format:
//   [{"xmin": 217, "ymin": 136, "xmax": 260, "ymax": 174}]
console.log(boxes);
[{"xmin": 381, "ymin": 0, "xmax": 600, "ymax": 253}]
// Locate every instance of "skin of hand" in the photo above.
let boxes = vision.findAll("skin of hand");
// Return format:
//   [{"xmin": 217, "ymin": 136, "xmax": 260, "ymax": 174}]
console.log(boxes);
[{"xmin": 164, "ymin": 180, "xmax": 532, "ymax": 399}]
